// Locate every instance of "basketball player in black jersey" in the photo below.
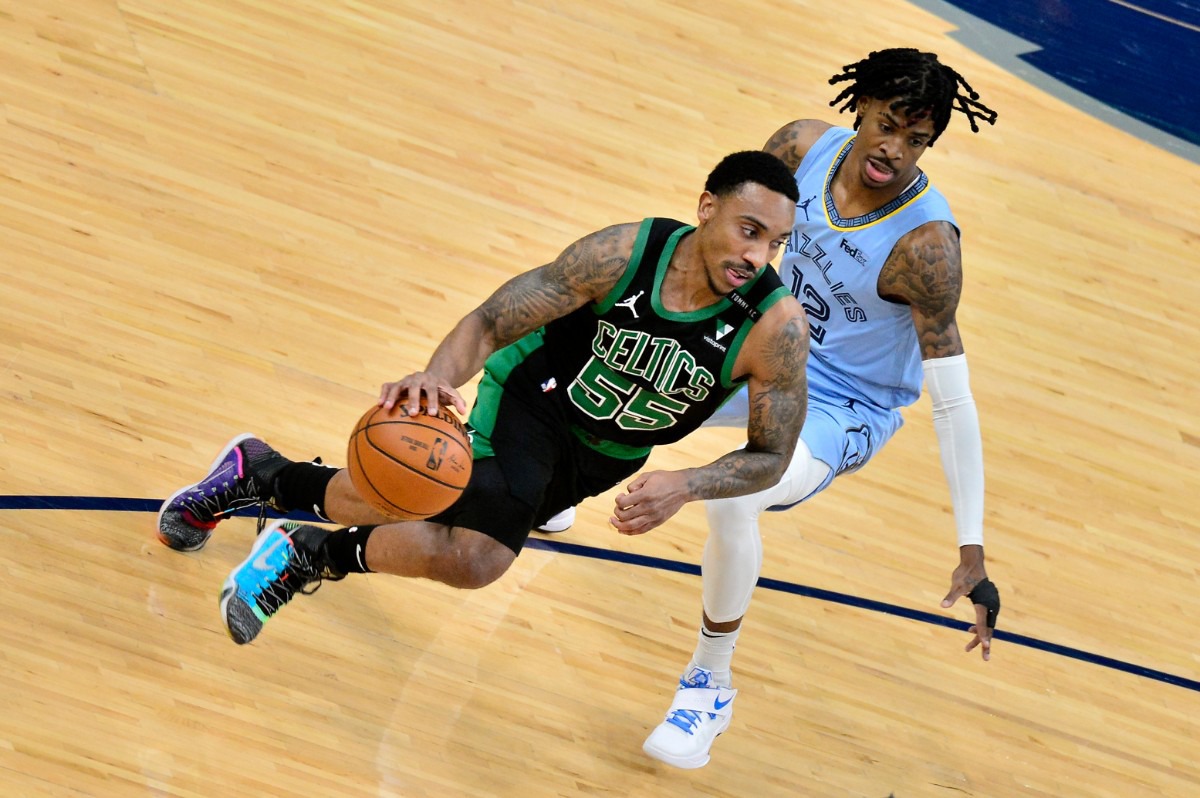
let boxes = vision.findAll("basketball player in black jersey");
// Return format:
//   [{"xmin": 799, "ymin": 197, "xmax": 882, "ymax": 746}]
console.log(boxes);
[{"xmin": 155, "ymin": 151, "xmax": 811, "ymax": 648}]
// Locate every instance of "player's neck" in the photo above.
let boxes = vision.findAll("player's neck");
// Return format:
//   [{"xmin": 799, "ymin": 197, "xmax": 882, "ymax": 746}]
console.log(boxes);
[{"xmin": 660, "ymin": 235, "xmax": 723, "ymax": 312}]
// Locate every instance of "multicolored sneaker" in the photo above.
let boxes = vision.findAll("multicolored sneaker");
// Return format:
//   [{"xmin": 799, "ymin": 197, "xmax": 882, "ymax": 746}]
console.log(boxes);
[
  {"xmin": 642, "ymin": 666, "xmax": 737, "ymax": 769},
  {"xmin": 156, "ymin": 434, "xmax": 289, "ymax": 551},
  {"xmin": 219, "ymin": 520, "xmax": 343, "ymax": 645}
]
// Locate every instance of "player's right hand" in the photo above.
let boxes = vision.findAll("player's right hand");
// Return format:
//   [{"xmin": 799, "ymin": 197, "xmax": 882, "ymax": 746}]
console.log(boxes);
[
  {"xmin": 378, "ymin": 372, "xmax": 466, "ymax": 417},
  {"xmin": 939, "ymin": 545, "xmax": 999, "ymax": 662}
]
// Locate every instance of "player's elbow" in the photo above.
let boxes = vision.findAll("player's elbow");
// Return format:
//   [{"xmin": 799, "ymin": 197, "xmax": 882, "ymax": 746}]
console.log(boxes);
[{"xmin": 741, "ymin": 445, "xmax": 795, "ymax": 494}]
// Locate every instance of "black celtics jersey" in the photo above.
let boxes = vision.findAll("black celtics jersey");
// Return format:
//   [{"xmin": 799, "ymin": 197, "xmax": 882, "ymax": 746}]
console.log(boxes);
[{"xmin": 474, "ymin": 217, "xmax": 790, "ymax": 451}]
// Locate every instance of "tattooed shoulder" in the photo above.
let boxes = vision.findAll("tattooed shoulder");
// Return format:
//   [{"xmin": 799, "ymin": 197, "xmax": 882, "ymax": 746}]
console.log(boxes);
[
  {"xmin": 479, "ymin": 223, "xmax": 636, "ymax": 345},
  {"xmin": 878, "ymin": 221, "xmax": 965, "ymax": 357},
  {"xmin": 879, "ymin": 222, "xmax": 962, "ymax": 314},
  {"xmin": 762, "ymin": 120, "xmax": 829, "ymax": 172},
  {"xmin": 546, "ymin": 222, "xmax": 636, "ymax": 299}
]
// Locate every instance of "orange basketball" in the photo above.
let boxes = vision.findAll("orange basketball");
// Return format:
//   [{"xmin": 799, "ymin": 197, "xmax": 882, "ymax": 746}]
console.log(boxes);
[{"xmin": 346, "ymin": 401, "xmax": 473, "ymax": 520}]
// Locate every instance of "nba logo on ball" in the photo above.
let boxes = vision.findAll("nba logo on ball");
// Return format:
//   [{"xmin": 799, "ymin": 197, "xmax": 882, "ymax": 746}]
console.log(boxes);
[
  {"xmin": 347, "ymin": 402, "xmax": 473, "ymax": 520},
  {"xmin": 426, "ymin": 440, "xmax": 446, "ymax": 470}
]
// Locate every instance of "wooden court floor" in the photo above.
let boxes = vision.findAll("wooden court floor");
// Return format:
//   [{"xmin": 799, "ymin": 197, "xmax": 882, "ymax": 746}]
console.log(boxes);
[{"xmin": 1, "ymin": 1, "xmax": 1197, "ymax": 796}]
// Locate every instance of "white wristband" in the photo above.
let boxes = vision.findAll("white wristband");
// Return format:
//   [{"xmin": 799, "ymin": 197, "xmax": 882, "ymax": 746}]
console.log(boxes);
[{"xmin": 922, "ymin": 354, "xmax": 985, "ymax": 547}]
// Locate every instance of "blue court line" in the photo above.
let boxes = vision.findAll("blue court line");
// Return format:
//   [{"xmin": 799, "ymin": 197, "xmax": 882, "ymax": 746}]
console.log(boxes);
[{"xmin": 5, "ymin": 494, "xmax": 1197, "ymax": 693}]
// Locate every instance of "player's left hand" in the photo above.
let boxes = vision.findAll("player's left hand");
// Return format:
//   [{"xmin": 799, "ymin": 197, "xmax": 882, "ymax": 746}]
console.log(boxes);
[
  {"xmin": 609, "ymin": 470, "xmax": 692, "ymax": 535},
  {"xmin": 940, "ymin": 544, "xmax": 999, "ymax": 661}
]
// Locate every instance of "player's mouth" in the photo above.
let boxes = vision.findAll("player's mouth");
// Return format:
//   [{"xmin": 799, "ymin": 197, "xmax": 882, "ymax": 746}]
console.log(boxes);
[
  {"xmin": 726, "ymin": 266, "xmax": 753, "ymax": 287},
  {"xmin": 865, "ymin": 156, "xmax": 895, "ymax": 184}
]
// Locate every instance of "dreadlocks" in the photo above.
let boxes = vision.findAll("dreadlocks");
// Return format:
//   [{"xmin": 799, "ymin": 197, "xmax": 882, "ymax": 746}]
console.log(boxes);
[{"xmin": 828, "ymin": 48, "xmax": 998, "ymax": 145}]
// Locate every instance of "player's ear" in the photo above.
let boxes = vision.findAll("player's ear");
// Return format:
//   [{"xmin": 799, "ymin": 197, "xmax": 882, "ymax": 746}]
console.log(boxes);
[
  {"xmin": 856, "ymin": 96, "xmax": 875, "ymax": 125},
  {"xmin": 696, "ymin": 190, "xmax": 717, "ymax": 224}
]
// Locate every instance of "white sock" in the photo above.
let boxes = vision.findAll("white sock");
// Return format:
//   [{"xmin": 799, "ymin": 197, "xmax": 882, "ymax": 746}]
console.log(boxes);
[{"xmin": 689, "ymin": 624, "xmax": 739, "ymax": 687}]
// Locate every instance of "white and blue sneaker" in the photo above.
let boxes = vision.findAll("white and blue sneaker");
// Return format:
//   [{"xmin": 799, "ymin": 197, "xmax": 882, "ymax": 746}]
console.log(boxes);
[
  {"xmin": 642, "ymin": 666, "xmax": 737, "ymax": 769},
  {"xmin": 535, "ymin": 506, "xmax": 576, "ymax": 533}
]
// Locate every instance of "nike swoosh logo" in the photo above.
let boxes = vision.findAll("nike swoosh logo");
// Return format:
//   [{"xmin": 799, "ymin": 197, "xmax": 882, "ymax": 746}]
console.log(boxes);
[
  {"xmin": 713, "ymin": 692, "xmax": 734, "ymax": 710},
  {"xmin": 252, "ymin": 535, "xmax": 291, "ymax": 572}
]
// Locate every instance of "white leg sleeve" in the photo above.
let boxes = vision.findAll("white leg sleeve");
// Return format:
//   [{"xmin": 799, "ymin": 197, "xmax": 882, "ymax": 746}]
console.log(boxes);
[{"xmin": 701, "ymin": 439, "xmax": 831, "ymax": 623}]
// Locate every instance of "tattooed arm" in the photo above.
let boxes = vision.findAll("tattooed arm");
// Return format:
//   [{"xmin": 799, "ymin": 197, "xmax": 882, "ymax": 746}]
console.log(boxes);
[
  {"xmin": 762, "ymin": 119, "xmax": 831, "ymax": 172},
  {"xmin": 684, "ymin": 304, "xmax": 810, "ymax": 499},
  {"xmin": 880, "ymin": 221, "xmax": 996, "ymax": 660},
  {"xmin": 609, "ymin": 299, "xmax": 810, "ymax": 535},
  {"xmin": 877, "ymin": 220, "xmax": 965, "ymax": 358},
  {"xmin": 381, "ymin": 223, "xmax": 637, "ymax": 416}
]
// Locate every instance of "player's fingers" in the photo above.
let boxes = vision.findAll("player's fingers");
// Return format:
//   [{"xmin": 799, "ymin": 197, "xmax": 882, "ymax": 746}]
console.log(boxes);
[
  {"xmin": 422, "ymin": 385, "xmax": 440, "ymax": 416},
  {"xmin": 975, "ymin": 601, "xmax": 990, "ymax": 632},
  {"xmin": 940, "ymin": 584, "xmax": 965, "ymax": 609},
  {"xmin": 615, "ymin": 516, "xmax": 650, "ymax": 536},
  {"xmin": 968, "ymin": 578, "xmax": 1001, "ymax": 630},
  {"xmin": 609, "ymin": 510, "xmax": 642, "ymax": 534},
  {"xmin": 380, "ymin": 383, "xmax": 405, "ymax": 410},
  {"xmin": 963, "ymin": 624, "xmax": 993, "ymax": 660},
  {"xmin": 625, "ymin": 474, "xmax": 649, "ymax": 494},
  {"xmin": 404, "ymin": 380, "xmax": 436, "ymax": 416},
  {"xmin": 442, "ymin": 386, "xmax": 466, "ymax": 415}
]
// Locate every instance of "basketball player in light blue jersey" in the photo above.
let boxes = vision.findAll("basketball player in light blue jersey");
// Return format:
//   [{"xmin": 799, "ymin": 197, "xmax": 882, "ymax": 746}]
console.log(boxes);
[{"xmin": 636, "ymin": 48, "xmax": 1002, "ymax": 768}]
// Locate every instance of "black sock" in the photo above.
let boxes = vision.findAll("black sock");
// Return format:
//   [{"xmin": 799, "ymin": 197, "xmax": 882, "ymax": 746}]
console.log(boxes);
[
  {"xmin": 272, "ymin": 461, "xmax": 339, "ymax": 519},
  {"xmin": 323, "ymin": 525, "xmax": 376, "ymax": 574}
]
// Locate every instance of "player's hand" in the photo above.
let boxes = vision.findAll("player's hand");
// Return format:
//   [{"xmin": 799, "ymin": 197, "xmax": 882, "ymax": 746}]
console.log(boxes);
[
  {"xmin": 939, "ymin": 544, "xmax": 999, "ymax": 661},
  {"xmin": 378, "ymin": 372, "xmax": 466, "ymax": 417},
  {"xmin": 609, "ymin": 470, "xmax": 692, "ymax": 535}
]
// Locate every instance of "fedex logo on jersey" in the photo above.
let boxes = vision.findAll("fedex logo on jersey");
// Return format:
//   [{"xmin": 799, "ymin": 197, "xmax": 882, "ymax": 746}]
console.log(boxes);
[{"xmin": 839, "ymin": 237, "xmax": 868, "ymax": 266}]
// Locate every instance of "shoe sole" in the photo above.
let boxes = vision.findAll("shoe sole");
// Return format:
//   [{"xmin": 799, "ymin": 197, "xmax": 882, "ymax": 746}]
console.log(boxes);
[
  {"xmin": 219, "ymin": 517, "xmax": 293, "ymax": 644},
  {"xmin": 641, "ymin": 712, "xmax": 732, "ymax": 769},
  {"xmin": 156, "ymin": 432, "xmax": 257, "ymax": 551}
]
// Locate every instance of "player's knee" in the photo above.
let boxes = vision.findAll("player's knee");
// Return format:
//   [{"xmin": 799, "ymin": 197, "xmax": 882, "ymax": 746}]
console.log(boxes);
[
  {"xmin": 705, "ymin": 492, "xmax": 765, "ymax": 534},
  {"xmin": 438, "ymin": 534, "xmax": 514, "ymax": 589}
]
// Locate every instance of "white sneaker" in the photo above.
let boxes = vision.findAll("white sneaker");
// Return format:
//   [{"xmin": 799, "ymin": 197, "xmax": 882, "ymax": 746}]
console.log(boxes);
[
  {"xmin": 536, "ymin": 506, "xmax": 576, "ymax": 533},
  {"xmin": 642, "ymin": 667, "xmax": 736, "ymax": 769}
]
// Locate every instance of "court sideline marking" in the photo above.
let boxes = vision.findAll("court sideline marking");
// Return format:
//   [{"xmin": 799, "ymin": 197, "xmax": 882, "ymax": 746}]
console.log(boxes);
[{"xmin": 2, "ymin": 493, "xmax": 1196, "ymax": 693}]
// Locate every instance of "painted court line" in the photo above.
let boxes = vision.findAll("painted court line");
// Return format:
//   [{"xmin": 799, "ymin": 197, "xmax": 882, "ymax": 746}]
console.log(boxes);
[{"xmin": 3, "ymin": 494, "xmax": 1196, "ymax": 693}]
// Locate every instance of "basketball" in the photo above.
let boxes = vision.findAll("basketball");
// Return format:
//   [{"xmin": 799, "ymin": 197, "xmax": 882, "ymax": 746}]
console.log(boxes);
[{"xmin": 346, "ymin": 400, "xmax": 473, "ymax": 520}]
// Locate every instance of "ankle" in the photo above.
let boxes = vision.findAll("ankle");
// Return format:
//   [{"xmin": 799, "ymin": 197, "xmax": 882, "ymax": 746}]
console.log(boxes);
[
  {"xmin": 322, "ymin": 525, "xmax": 376, "ymax": 575},
  {"xmin": 273, "ymin": 461, "xmax": 339, "ymax": 517},
  {"xmin": 684, "ymin": 662, "xmax": 732, "ymax": 689}
]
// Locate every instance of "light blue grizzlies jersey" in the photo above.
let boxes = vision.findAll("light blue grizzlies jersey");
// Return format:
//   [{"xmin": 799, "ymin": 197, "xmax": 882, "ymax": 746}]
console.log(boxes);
[{"xmin": 781, "ymin": 126, "xmax": 958, "ymax": 483}]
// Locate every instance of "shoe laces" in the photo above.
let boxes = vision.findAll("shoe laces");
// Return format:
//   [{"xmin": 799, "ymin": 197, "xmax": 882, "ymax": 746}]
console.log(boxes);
[
  {"xmin": 664, "ymin": 670, "xmax": 718, "ymax": 732},
  {"xmin": 666, "ymin": 709, "xmax": 710, "ymax": 735},
  {"xmin": 248, "ymin": 532, "xmax": 341, "ymax": 617},
  {"xmin": 183, "ymin": 476, "xmax": 262, "ymax": 523}
]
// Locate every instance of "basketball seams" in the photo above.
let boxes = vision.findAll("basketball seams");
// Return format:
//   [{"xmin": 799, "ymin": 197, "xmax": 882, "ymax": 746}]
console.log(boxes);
[
  {"xmin": 349, "ymin": 425, "xmax": 422, "ymax": 518},
  {"xmin": 346, "ymin": 402, "xmax": 472, "ymax": 520},
  {"xmin": 361, "ymin": 420, "xmax": 470, "ymax": 491}
]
